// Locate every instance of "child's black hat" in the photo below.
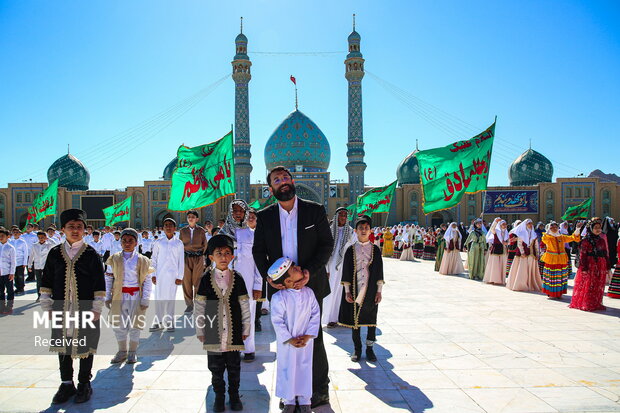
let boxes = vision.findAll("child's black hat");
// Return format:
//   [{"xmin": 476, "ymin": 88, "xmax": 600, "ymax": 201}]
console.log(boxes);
[
  {"xmin": 207, "ymin": 234, "xmax": 234, "ymax": 256},
  {"xmin": 354, "ymin": 215, "xmax": 372, "ymax": 229}
]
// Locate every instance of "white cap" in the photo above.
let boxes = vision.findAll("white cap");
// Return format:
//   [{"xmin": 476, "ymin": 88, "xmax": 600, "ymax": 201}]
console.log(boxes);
[{"xmin": 268, "ymin": 257, "xmax": 293, "ymax": 281}]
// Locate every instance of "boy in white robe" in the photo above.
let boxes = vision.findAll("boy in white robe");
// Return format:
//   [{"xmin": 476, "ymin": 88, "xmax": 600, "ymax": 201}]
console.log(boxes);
[
  {"xmin": 269, "ymin": 257, "xmax": 320, "ymax": 413},
  {"xmin": 139, "ymin": 231, "xmax": 154, "ymax": 258},
  {"xmin": 149, "ymin": 218, "xmax": 184, "ymax": 332}
]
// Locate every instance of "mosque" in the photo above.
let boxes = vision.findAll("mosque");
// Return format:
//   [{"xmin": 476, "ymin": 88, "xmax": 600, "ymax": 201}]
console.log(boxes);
[{"xmin": 1, "ymin": 23, "xmax": 619, "ymax": 229}]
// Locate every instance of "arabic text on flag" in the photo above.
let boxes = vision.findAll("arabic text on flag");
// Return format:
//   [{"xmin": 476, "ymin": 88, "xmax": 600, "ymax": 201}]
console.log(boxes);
[
  {"xmin": 24, "ymin": 179, "xmax": 59, "ymax": 228},
  {"xmin": 103, "ymin": 196, "xmax": 132, "ymax": 226},
  {"xmin": 168, "ymin": 131, "xmax": 236, "ymax": 211},
  {"xmin": 356, "ymin": 181, "xmax": 397, "ymax": 216},
  {"xmin": 417, "ymin": 121, "xmax": 495, "ymax": 214}
]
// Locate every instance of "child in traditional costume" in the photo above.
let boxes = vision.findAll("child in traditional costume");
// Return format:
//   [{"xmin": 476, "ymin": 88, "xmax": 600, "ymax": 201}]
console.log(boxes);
[
  {"xmin": 608, "ymin": 233, "xmax": 620, "ymax": 298},
  {"xmin": 382, "ymin": 228, "xmax": 394, "ymax": 257},
  {"xmin": 194, "ymin": 234, "xmax": 250, "ymax": 412},
  {"xmin": 506, "ymin": 220, "xmax": 521, "ymax": 275},
  {"xmin": 570, "ymin": 218, "xmax": 608, "ymax": 311},
  {"xmin": 413, "ymin": 228, "xmax": 424, "ymax": 259},
  {"xmin": 434, "ymin": 225, "xmax": 447, "ymax": 271},
  {"xmin": 506, "ymin": 219, "xmax": 542, "ymax": 292},
  {"xmin": 0, "ymin": 228, "xmax": 16, "ymax": 314},
  {"xmin": 483, "ymin": 218, "xmax": 509, "ymax": 285},
  {"xmin": 422, "ymin": 230, "xmax": 436, "ymax": 260},
  {"xmin": 540, "ymin": 221, "xmax": 582, "ymax": 299},
  {"xmin": 40, "ymin": 209, "xmax": 106, "ymax": 405},
  {"xmin": 465, "ymin": 219, "xmax": 487, "ymax": 280},
  {"xmin": 268, "ymin": 257, "xmax": 320, "ymax": 413},
  {"xmin": 339, "ymin": 215, "xmax": 384, "ymax": 363},
  {"xmin": 105, "ymin": 228, "xmax": 154, "ymax": 364},
  {"xmin": 439, "ymin": 223, "xmax": 465, "ymax": 275}
]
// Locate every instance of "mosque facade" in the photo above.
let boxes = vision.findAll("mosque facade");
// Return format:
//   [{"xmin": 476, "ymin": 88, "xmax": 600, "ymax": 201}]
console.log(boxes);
[{"xmin": 1, "ymin": 25, "xmax": 619, "ymax": 229}]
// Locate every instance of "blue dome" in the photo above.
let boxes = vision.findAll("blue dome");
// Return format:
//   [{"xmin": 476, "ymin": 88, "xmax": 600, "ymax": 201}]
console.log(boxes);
[
  {"xmin": 509, "ymin": 148, "xmax": 553, "ymax": 186},
  {"xmin": 163, "ymin": 157, "xmax": 177, "ymax": 181},
  {"xmin": 265, "ymin": 110, "xmax": 331, "ymax": 172},
  {"xmin": 348, "ymin": 30, "xmax": 361, "ymax": 42},
  {"xmin": 47, "ymin": 153, "xmax": 90, "ymax": 191},
  {"xmin": 235, "ymin": 33, "xmax": 248, "ymax": 43},
  {"xmin": 397, "ymin": 150, "xmax": 420, "ymax": 186}
]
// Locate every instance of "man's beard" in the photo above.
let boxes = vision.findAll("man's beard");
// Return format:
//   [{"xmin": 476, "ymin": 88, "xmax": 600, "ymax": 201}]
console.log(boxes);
[{"xmin": 274, "ymin": 183, "xmax": 296, "ymax": 202}]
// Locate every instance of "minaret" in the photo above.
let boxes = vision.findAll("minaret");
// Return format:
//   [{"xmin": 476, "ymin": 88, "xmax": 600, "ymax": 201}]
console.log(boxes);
[
  {"xmin": 232, "ymin": 17, "xmax": 252, "ymax": 201},
  {"xmin": 345, "ymin": 14, "xmax": 366, "ymax": 203}
]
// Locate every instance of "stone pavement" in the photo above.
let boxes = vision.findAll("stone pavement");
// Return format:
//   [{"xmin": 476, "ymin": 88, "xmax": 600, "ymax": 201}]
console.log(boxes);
[{"xmin": 1, "ymin": 255, "xmax": 619, "ymax": 412}]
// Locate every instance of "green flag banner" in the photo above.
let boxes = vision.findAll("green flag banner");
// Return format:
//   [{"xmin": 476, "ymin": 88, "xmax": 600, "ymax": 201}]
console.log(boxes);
[
  {"xmin": 417, "ymin": 121, "xmax": 495, "ymax": 214},
  {"xmin": 24, "ymin": 179, "xmax": 59, "ymax": 228},
  {"xmin": 356, "ymin": 181, "xmax": 397, "ymax": 216},
  {"xmin": 248, "ymin": 195, "xmax": 277, "ymax": 211},
  {"xmin": 561, "ymin": 198, "xmax": 592, "ymax": 221},
  {"xmin": 103, "ymin": 196, "xmax": 132, "ymax": 226},
  {"xmin": 168, "ymin": 131, "xmax": 236, "ymax": 211},
  {"xmin": 346, "ymin": 203, "xmax": 357, "ymax": 217}
]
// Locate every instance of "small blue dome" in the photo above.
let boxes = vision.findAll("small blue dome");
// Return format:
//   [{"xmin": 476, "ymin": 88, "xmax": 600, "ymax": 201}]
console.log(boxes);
[
  {"xmin": 348, "ymin": 30, "xmax": 361, "ymax": 42},
  {"xmin": 235, "ymin": 33, "xmax": 247, "ymax": 43},
  {"xmin": 397, "ymin": 150, "xmax": 420, "ymax": 186},
  {"xmin": 264, "ymin": 110, "xmax": 331, "ymax": 172},
  {"xmin": 163, "ymin": 157, "xmax": 177, "ymax": 181},
  {"xmin": 47, "ymin": 153, "xmax": 90, "ymax": 191}
]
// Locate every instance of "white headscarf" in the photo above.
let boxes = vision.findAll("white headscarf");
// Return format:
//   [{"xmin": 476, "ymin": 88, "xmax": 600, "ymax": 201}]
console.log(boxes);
[
  {"xmin": 444, "ymin": 223, "xmax": 460, "ymax": 242},
  {"xmin": 509, "ymin": 220, "xmax": 522, "ymax": 235},
  {"xmin": 559, "ymin": 221, "xmax": 569, "ymax": 235},
  {"xmin": 512, "ymin": 219, "xmax": 537, "ymax": 244},
  {"xmin": 487, "ymin": 219, "xmax": 509, "ymax": 243}
]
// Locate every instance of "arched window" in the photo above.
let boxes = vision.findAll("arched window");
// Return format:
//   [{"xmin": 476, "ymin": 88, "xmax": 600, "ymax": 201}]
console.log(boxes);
[
  {"xmin": 546, "ymin": 190, "xmax": 554, "ymax": 220},
  {"xmin": 409, "ymin": 192, "xmax": 419, "ymax": 221},
  {"xmin": 161, "ymin": 191, "xmax": 167, "ymax": 201},
  {"xmin": 584, "ymin": 187, "xmax": 591, "ymax": 197},
  {"xmin": 152, "ymin": 190, "xmax": 158, "ymax": 201},
  {"xmin": 25, "ymin": 193, "xmax": 31, "ymax": 202},
  {"xmin": 575, "ymin": 188, "xmax": 581, "ymax": 198},
  {"xmin": 602, "ymin": 189, "xmax": 611, "ymax": 216},
  {"xmin": 566, "ymin": 187, "xmax": 572, "ymax": 198},
  {"xmin": 16, "ymin": 193, "xmax": 22, "ymax": 203}
]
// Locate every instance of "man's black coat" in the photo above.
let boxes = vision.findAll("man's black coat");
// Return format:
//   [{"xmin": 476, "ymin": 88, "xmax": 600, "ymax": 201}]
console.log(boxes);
[{"xmin": 252, "ymin": 197, "xmax": 334, "ymax": 300}]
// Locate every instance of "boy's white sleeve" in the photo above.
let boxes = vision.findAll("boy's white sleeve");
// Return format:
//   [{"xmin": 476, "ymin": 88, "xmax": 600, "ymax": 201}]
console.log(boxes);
[
  {"xmin": 270, "ymin": 294, "xmax": 293, "ymax": 344},
  {"xmin": 105, "ymin": 274, "xmax": 114, "ymax": 302},
  {"xmin": 305, "ymin": 291, "xmax": 321, "ymax": 339},
  {"xmin": 9, "ymin": 246, "xmax": 16, "ymax": 273},
  {"xmin": 239, "ymin": 296, "xmax": 251, "ymax": 337},
  {"xmin": 176, "ymin": 242, "xmax": 185, "ymax": 280},
  {"xmin": 141, "ymin": 268, "xmax": 153, "ymax": 307}
]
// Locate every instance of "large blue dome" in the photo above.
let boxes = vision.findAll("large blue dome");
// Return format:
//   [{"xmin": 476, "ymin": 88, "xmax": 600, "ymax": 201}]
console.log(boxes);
[
  {"xmin": 47, "ymin": 153, "xmax": 90, "ymax": 191},
  {"xmin": 264, "ymin": 110, "xmax": 331, "ymax": 172},
  {"xmin": 163, "ymin": 157, "xmax": 177, "ymax": 181},
  {"xmin": 397, "ymin": 150, "xmax": 420, "ymax": 186},
  {"xmin": 509, "ymin": 148, "xmax": 553, "ymax": 186}
]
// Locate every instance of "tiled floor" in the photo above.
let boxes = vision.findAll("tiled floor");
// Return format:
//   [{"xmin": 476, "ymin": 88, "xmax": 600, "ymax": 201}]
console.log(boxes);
[{"xmin": 1, "ymin": 255, "xmax": 619, "ymax": 412}]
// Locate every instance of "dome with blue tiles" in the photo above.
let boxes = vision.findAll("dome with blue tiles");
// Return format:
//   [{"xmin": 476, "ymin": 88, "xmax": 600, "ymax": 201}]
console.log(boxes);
[
  {"xmin": 47, "ymin": 153, "xmax": 90, "ymax": 191},
  {"xmin": 163, "ymin": 157, "xmax": 177, "ymax": 181},
  {"xmin": 397, "ymin": 149, "xmax": 420, "ymax": 186},
  {"xmin": 509, "ymin": 148, "xmax": 553, "ymax": 186},
  {"xmin": 264, "ymin": 110, "xmax": 331, "ymax": 172}
]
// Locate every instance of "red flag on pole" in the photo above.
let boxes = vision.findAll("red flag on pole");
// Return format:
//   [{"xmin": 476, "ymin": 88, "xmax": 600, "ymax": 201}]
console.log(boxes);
[{"xmin": 290, "ymin": 75, "xmax": 296, "ymax": 85}]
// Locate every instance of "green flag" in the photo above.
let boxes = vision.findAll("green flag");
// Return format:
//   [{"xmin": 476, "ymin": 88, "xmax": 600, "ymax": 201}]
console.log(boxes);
[
  {"xmin": 249, "ymin": 195, "xmax": 277, "ymax": 211},
  {"xmin": 356, "ymin": 181, "xmax": 397, "ymax": 216},
  {"xmin": 24, "ymin": 179, "xmax": 59, "ymax": 228},
  {"xmin": 103, "ymin": 196, "xmax": 132, "ymax": 226},
  {"xmin": 561, "ymin": 198, "xmax": 592, "ymax": 221},
  {"xmin": 346, "ymin": 203, "xmax": 357, "ymax": 217},
  {"xmin": 168, "ymin": 131, "xmax": 236, "ymax": 211},
  {"xmin": 417, "ymin": 121, "xmax": 495, "ymax": 214}
]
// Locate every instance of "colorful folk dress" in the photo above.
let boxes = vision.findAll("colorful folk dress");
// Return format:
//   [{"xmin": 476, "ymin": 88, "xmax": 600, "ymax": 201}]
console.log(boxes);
[
  {"xmin": 570, "ymin": 234, "xmax": 608, "ymax": 311},
  {"xmin": 434, "ymin": 232, "xmax": 446, "ymax": 272},
  {"xmin": 465, "ymin": 230, "xmax": 487, "ymax": 280},
  {"xmin": 422, "ymin": 233, "xmax": 436, "ymax": 260},
  {"xmin": 540, "ymin": 232, "xmax": 580, "ymax": 298}
]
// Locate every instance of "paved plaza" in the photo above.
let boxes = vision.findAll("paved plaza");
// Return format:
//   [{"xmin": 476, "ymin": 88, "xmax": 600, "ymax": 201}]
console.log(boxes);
[{"xmin": 1, "ymin": 255, "xmax": 619, "ymax": 413}]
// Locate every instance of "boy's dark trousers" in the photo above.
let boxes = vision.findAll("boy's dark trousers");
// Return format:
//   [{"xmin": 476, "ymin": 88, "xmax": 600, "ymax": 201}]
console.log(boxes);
[
  {"xmin": 35, "ymin": 269, "xmax": 44, "ymax": 298},
  {"xmin": 59, "ymin": 354, "xmax": 94, "ymax": 384},
  {"xmin": 0, "ymin": 275, "xmax": 15, "ymax": 308},
  {"xmin": 207, "ymin": 351, "xmax": 241, "ymax": 396},
  {"xmin": 14, "ymin": 266, "xmax": 25, "ymax": 293},
  {"xmin": 26, "ymin": 267, "xmax": 35, "ymax": 282},
  {"xmin": 352, "ymin": 326, "xmax": 377, "ymax": 351}
]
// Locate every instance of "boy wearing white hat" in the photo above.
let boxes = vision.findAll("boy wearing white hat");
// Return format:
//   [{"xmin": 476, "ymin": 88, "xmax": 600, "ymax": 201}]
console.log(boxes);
[{"xmin": 268, "ymin": 257, "xmax": 321, "ymax": 413}]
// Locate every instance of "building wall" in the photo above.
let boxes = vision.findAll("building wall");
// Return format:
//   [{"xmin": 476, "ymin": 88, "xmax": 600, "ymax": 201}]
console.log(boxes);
[{"xmin": 1, "ymin": 176, "xmax": 618, "ymax": 229}]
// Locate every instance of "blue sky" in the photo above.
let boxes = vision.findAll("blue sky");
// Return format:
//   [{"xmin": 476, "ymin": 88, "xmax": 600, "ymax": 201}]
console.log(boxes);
[{"xmin": 1, "ymin": 0, "xmax": 619, "ymax": 190}]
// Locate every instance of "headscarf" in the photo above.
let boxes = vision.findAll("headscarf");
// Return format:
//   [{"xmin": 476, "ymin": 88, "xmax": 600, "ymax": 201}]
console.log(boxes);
[
  {"xmin": 534, "ymin": 221, "xmax": 545, "ymax": 240},
  {"xmin": 545, "ymin": 221, "xmax": 560, "ymax": 237},
  {"xmin": 509, "ymin": 220, "xmax": 522, "ymax": 234},
  {"xmin": 468, "ymin": 218, "xmax": 487, "ymax": 235},
  {"xmin": 559, "ymin": 221, "xmax": 569, "ymax": 235},
  {"xmin": 220, "ymin": 199, "xmax": 249, "ymax": 241},
  {"xmin": 329, "ymin": 208, "xmax": 354, "ymax": 270},
  {"xmin": 512, "ymin": 218, "xmax": 537, "ymax": 244},
  {"xmin": 583, "ymin": 217, "xmax": 605, "ymax": 255},
  {"xmin": 487, "ymin": 219, "xmax": 509, "ymax": 243},
  {"xmin": 444, "ymin": 223, "xmax": 460, "ymax": 242}
]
